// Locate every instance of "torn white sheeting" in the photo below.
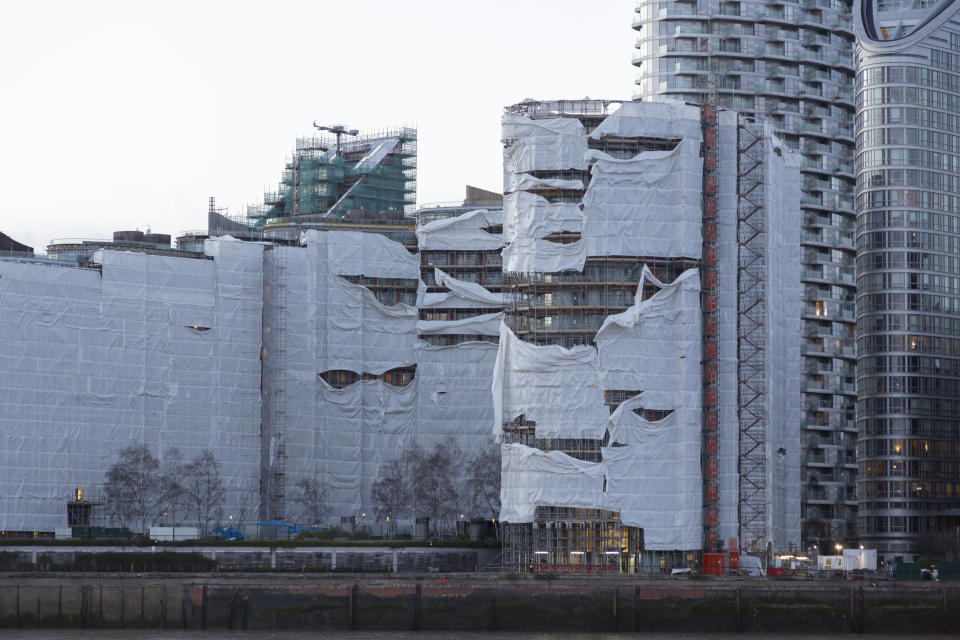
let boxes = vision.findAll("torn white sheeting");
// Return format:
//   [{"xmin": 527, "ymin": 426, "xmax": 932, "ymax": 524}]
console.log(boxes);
[
  {"xmin": 502, "ymin": 237, "xmax": 588, "ymax": 274},
  {"xmin": 492, "ymin": 323, "xmax": 609, "ymax": 440},
  {"xmin": 595, "ymin": 267, "xmax": 701, "ymax": 407},
  {"xmin": 302, "ymin": 229, "xmax": 420, "ymax": 280},
  {"xmin": 500, "ymin": 397, "xmax": 701, "ymax": 550},
  {"xmin": 302, "ymin": 240, "xmax": 418, "ymax": 376},
  {"xmin": 417, "ymin": 312, "xmax": 503, "ymax": 336},
  {"xmin": 507, "ymin": 173, "xmax": 584, "ymax": 194},
  {"xmin": 501, "ymin": 115, "xmax": 588, "ymax": 184},
  {"xmin": 588, "ymin": 101, "xmax": 703, "ymax": 143},
  {"xmin": 499, "ymin": 443, "xmax": 605, "ymax": 523},
  {"xmin": 604, "ymin": 396, "xmax": 701, "ymax": 549},
  {"xmin": 502, "ymin": 191, "xmax": 584, "ymax": 247},
  {"xmin": 286, "ymin": 341, "xmax": 501, "ymax": 521},
  {"xmin": 580, "ymin": 141, "xmax": 702, "ymax": 260},
  {"xmin": 0, "ymin": 239, "xmax": 264, "ymax": 532},
  {"xmin": 416, "ymin": 209, "xmax": 505, "ymax": 251},
  {"xmin": 418, "ymin": 268, "xmax": 508, "ymax": 309}
]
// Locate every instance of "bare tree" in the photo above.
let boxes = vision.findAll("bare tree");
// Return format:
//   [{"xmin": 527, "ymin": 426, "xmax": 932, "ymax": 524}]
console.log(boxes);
[
  {"xmin": 412, "ymin": 437, "xmax": 462, "ymax": 536},
  {"xmin": 159, "ymin": 448, "xmax": 188, "ymax": 526},
  {"xmin": 372, "ymin": 459, "xmax": 408, "ymax": 537},
  {"xmin": 295, "ymin": 476, "xmax": 328, "ymax": 525},
  {"xmin": 103, "ymin": 443, "xmax": 160, "ymax": 534},
  {"xmin": 183, "ymin": 449, "xmax": 225, "ymax": 535},
  {"xmin": 467, "ymin": 445, "xmax": 501, "ymax": 520}
]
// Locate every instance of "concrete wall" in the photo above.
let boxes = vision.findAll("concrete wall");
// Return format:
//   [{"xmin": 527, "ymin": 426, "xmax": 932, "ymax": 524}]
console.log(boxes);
[{"xmin": 0, "ymin": 575, "xmax": 957, "ymax": 633}]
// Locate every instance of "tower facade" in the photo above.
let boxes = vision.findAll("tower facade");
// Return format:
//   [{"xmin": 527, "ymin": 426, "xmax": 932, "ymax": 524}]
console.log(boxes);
[
  {"xmin": 634, "ymin": 0, "xmax": 859, "ymax": 546},
  {"xmin": 855, "ymin": 0, "xmax": 960, "ymax": 563}
]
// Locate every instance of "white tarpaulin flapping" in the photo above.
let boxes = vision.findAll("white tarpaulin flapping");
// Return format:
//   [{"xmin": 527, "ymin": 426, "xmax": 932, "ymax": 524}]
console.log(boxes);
[
  {"xmin": 0, "ymin": 238, "xmax": 264, "ymax": 531},
  {"xmin": 501, "ymin": 103, "xmax": 702, "ymax": 274},
  {"xmin": 493, "ymin": 267, "xmax": 703, "ymax": 550},
  {"xmin": 415, "ymin": 210, "xmax": 505, "ymax": 251},
  {"xmin": 496, "ymin": 100, "xmax": 708, "ymax": 550}
]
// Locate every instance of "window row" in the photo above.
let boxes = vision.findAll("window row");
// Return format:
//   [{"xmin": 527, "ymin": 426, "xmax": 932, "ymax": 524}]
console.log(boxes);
[
  {"xmin": 859, "ymin": 147, "xmax": 960, "ymax": 172},
  {"xmin": 859, "ymin": 85, "xmax": 960, "ymax": 111},
  {"xmin": 858, "ymin": 168, "xmax": 960, "ymax": 192},
  {"xmin": 859, "ymin": 513, "xmax": 956, "ymax": 534},
  {"xmin": 858, "ymin": 333, "xmax": 960, "ymax": 356},
  {"xmin": 858, "ymin": 126, "xmax": 960, "ymax": 154},
  {"xmin": 858, "ymin": 229, "xmax": 960, "ymax": 252},
  {"xmin": 859, "ymin": 395, "xmax": 960, "ymax": 417},
  {"xmin": 859, "ymin": 374, "xmax": 960, "ymax": 396},
  {"xmin": 858, "ymin": 311, "xmax": 960, "ymax": 335},
  {"xmin": 859, "ymin": 354, "xmax": 960, "ymax": 377},
  {"xmin": 859, "ymin": 208, "xmax": 960, "ymax": 233},
  {"xmin": 860, "ymin": 416, "xmax": 960, "ymax": 437},
  {"xmin": 859, "ymin": 438, "xmax": 960, "ymax": 459},
  {"xmin": 859, "ymin": 271, "xmax": 960, "ymax": 295},
  {"xmin": 859, "ymin": 65, "xmax": 960, "ymax": 91},
  {"xmin": 858, "ymin": 250, "xmax": 960, "ymax": 276},
  {"xmin": 858, "ymin": 291, "xmax": 960, "ymax": 314},
  {"xmin": 858, "ymin": 106, "xmax": 960, "ymax": 131}
]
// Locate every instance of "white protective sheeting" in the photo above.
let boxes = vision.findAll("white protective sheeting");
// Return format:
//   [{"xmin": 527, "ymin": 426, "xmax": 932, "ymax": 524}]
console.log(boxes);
[
  {"xmin": 301, "ymin": 232, "xmax": 418, "ymax": 375},
  {"xmin": 501, "ymin": 191, "xmax": 584, "ymax": 246},
  {"xmin": 507, "ymin": 173, "xmax": 584, "ymax": 194},
  {"xmin": 500, "ymin": 443, "xmax": 605, "ymax": 523},
  {"xmin": 493, "ymin": 267, "xmax": 701, "ymax": 440},
  {"xmin": 580, "ymin": 141, "xmax": 702, "ymax": 260},
  {"xmin": 715, "ymin": 110, "xmax": 741, "ymax": 545},
  {"xmin": 501, "ymin": 103, "xmax": 703, "ymax": 274},
  {"xmin": 595, "ymin": 267, "xmax": 701, "ymax": 408},
  {"xmin": 417, "ymin": 312, "xmax": 503, "ymax": 337},
  {"xmin": 418, "ymin": 269, "xmax": 509, "ymax": 309},
  {"xmin": 270, "ymin": 228, "xmax": 501, "ymax": 521},
  {"xmin": 588, "ymin": 100, "xmax": 703, "ymax": 142},
  {"xmin": 493, "ymin": 323, "xmax": 610, "ymax": 440},
  {"xmin": 501, "ymin": 115, "xmax": 589, "ymax": 180},
  {"xmin": 0, "ymin": 239, "xmax": 264, "ymax": 531},
  {"xmin": 500, "ymin": 393, "xmax": 702, "ymax": 550},
  {"xmin": 494, "ymin": 266, "xmax": 703, "ymax": 550},
  {"xmin": 301, "ymin": 229, "xmax": 420, "ymax": 279},
  {"xmin": 288, "ymin": 341, "xmax": 501, "ymax": 520},
  {"xmin": 415, "ymin": 210, "xmax": 505, "ymax": 251},
  {"xmin": 763, "ymin": 126, "xmax": 803, "ymax": 551}
]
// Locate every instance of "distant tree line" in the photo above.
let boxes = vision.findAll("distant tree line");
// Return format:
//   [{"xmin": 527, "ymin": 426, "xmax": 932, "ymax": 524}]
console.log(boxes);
[
  {"xmin": 104, "ymin": 443, "xmax": 227, "ymax": 535},
  {"xmin": 371, "ymin": 436, "xmax": 500, "ymax": 537}
]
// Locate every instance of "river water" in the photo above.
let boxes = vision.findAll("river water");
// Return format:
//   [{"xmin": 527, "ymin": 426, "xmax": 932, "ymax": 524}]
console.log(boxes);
[{"xmin": 0, "ymin": 632, "xmax": 951, "ymax": 639}]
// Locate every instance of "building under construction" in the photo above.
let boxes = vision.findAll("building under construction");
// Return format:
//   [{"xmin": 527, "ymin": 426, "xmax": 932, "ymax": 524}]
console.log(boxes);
[
  {"xmin": 492, "ymin": 99, "xmax": 803, "ymax": 573},
  {"xmin": 247, "ymin": 126, "xmax": 417, "ymax": 241}
]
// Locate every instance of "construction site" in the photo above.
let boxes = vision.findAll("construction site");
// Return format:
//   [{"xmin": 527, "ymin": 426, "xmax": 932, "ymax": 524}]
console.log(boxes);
[
  {"xmin": 0, "ymin": 100, "xmax": 807, "ymax": 574},
  {"xmin": 493, "ymin": 99, "xmax": 802, "ymax": 574}
]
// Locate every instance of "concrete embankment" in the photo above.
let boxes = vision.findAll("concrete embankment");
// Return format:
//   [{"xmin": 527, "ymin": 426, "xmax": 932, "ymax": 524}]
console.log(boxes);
[{"xmin": 0, "ymin": 574, "xmax": 957, "ymax": 634}]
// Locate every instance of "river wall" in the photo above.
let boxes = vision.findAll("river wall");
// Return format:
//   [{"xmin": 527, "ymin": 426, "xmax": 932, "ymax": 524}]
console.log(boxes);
[{"xmin": 0, "ymin": 574, "xmax": 957, "ymax": 634}]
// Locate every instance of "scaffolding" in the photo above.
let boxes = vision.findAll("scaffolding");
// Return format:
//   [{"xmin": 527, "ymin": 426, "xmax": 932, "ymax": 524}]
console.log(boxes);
[
  {"xmin": 246, "ymin": 127, "xmax": 417, "ymax": 228},
  {"xmin": 701, "ymin": 104, "xmax": 722, "ymax": 552},
  {"xmin": 736, "ymin": 118, "xmax": 769, "ymax": 553},
  {"xmin": 261, "ymin": 246, "xmax": 288, "ymax": 521}
]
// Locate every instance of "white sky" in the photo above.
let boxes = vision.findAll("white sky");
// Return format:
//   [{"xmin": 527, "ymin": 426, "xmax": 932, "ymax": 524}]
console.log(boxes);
[{"xmin": 0, "ymin": 1, "xmax": 636, "ymax": 252}]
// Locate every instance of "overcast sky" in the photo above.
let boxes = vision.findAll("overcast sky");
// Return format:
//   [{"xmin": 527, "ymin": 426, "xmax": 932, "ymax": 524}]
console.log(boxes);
[{"xmin": 0, "ymin": 1, "xmax": 636, "ymax": 251}]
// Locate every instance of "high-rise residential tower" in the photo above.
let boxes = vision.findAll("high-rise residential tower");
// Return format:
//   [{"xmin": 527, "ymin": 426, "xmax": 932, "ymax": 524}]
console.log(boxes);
[
  {"xmin": 634, "ymin": 0, "xmax": 859, "ymax": 547},
  {"xmin": 855, "ymin": 0, "xmax": 960, "ymax": 564}
]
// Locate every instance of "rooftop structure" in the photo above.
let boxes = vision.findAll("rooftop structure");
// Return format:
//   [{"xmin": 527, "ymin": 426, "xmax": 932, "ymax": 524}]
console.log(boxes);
[{"xmin": 633, "ymin": 0, "xmax": 860, "ymax": 549}]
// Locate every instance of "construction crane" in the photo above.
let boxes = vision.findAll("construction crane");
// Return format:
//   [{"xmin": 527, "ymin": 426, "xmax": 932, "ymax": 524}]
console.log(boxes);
[{"xmin": 313, "ymin": 123, "xmax": 359, "ymax": 157}]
